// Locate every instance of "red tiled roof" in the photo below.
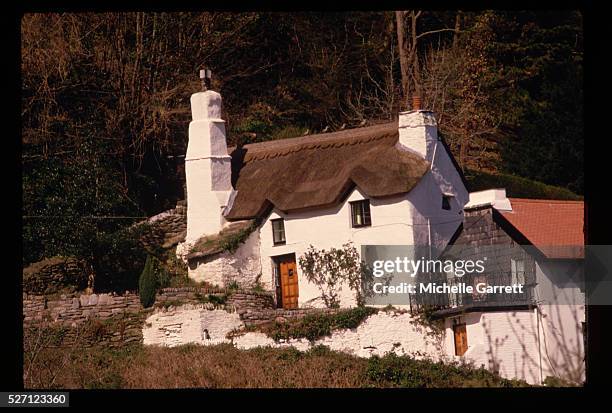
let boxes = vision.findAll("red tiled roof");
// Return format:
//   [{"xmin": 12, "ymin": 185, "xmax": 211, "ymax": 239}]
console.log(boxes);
[{"xmin": 499, "ymin": 198, "xmax": 585, "ymax": 259}]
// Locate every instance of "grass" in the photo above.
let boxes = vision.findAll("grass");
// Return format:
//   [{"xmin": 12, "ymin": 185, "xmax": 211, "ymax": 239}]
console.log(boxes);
[{"xmin": 23, "ymin": 343, "xmax": 531, "ymax": 389}]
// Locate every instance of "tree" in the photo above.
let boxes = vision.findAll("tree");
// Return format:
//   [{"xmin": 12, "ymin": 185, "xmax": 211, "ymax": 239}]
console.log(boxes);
[
  {"xmin": 138, "ymin": 255, "xmax": 158, "ymax": 308},
  {"xmin": 395, "ymin": 10, "xmax": 460, "ymax": 107}
]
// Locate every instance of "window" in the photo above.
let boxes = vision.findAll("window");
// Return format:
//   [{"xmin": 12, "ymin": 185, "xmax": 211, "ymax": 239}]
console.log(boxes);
[
  {"xmin": 271, "ymin": 219, "xmax": 286, "ymax": 245},
  {"xmin": 442, "ymin": 194, "xmax": 452, "ymax": 210},
  {"xmin": 350, "ymin": 200, "xmax": 371, "ymax": 227},
  {"xmin": 511, "ymin": 259, "xmax": 525, "ymax": 285}
]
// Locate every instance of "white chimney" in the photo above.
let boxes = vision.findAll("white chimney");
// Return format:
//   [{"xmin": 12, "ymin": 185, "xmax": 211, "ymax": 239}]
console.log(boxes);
[
  {"xmin": 396, "ymin": 96, "xmax": 470, "ymax": 214},
  {"xmin": 184, "ymin": 90, "xmax": 232, "ymax": 243},
  {"xmin": 397, "ymin": 110, "xmax": 438, "ymax": 161},
  {"xmin": 464, "ymin": 189, "xmax": 512, "ymax": 211}
]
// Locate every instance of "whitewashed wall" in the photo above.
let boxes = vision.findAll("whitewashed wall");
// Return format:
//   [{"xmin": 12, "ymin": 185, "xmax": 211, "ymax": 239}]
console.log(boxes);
[
  {"xmin": 534, "ymin": 260, "xmax": 586, "ymax": 384},
  {"xmin": 141, "ymin": 303, "xmax": 582, "ymax": 384},
  {"xmin": 234, "ymin": 310, "xmax": 446, "ymax": 360},
  {"xmin": 441, "ymin": 304, "xmax": 585, "ymax": 385},
  {"xmin": 442, "ymin": 310, "xmax": 542, "ymax": 384},
  {"xmin": 187, "ymin": 230, "xmax": 262, "ymax": 288},
  {"xmin": 143, "ymin": 306, "xmax": 445, "ymax": 360},
  {"xmin": 142, "ymin": 304, "xmax": 243, "ymax": 347},
  {"xmin": 259, "ymin": 187, "xmax": 416, "ymax": 307}
]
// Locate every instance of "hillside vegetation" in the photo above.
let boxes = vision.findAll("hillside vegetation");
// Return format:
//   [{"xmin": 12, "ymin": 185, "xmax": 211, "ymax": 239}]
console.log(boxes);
[
  {"xmin": 465, "ymin": 169, "xmax": 583, "ymax": 201},
  {"xmin": 24, "ymin": 343, "xmax": 531, "ymax": 389}
]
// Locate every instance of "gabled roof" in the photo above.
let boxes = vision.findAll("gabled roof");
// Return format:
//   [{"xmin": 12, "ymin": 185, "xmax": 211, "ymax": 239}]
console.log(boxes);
[
  {"xmin": 224, "ymin": 121, "xmax": 430, "ymax": 220},
  {"xmin": 498, "ymin": 198, "xmax": 585, "ymax": 259}
]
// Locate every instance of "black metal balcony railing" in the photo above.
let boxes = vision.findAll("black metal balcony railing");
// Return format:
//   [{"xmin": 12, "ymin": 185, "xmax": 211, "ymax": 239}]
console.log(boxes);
[{"xmin": 408, "ymin": 272, "xmax": 535, "ymax": 315}]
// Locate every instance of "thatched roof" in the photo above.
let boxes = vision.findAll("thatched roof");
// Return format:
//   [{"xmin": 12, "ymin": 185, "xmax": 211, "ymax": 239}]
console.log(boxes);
[{"xmin": 225, "ymin": 121, "xmax": 430, "ymax": 220}]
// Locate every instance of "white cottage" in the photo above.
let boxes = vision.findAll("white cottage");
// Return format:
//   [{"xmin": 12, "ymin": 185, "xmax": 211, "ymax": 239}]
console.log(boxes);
[{"xmin": 176, "ymin": 86, "xmax": 469, "ymax": 308}]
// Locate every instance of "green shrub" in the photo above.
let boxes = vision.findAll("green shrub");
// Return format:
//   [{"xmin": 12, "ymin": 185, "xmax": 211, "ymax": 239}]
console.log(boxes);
[
  {"xmin": 543, "ymin": 375, "xmax": 580, "ymax": 387},
  {"xmin": 207, "ymin": 294, "xmax": 227, "ymax": 306},
  {"xmin": 91, "ymin": 225, "xmax": 149, "ymax": 293},
  {"xmin": 365, "ymin": 352, "xmax": 528, "ymax": 388},
  {"xmin": 226, "ymin": 281, "xmax": 240, "ymax": 291},
  {"xmin": 138, "ymin": 255, "xmax": 158, "ymax": 308},
  {"xmin": 263, "ymin": 306, "xmax": 378, "ymax": 342},
  {"xmin": 464, "ymin": 169, "xmax": 582, "ymax": 200}
]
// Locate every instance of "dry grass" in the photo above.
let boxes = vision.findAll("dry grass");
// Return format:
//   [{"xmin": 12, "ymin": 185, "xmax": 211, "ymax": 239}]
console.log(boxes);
[{"xmin": 24, "ymin": 343, "xmax": 530, "ymax": 389}]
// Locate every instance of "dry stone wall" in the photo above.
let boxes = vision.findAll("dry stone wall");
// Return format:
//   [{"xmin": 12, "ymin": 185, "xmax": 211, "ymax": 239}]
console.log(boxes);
[
  {"xmin": 138, "ymin": 203, "xmax": 187, "ymax": 250},
  {"xmin": 23, "ymin": 256, "xmax": 90, "ymax": 295},
  {"xmin": 22, "ymin": 287, "xmax": 277, "ymax": 347},
  {"xmin": 23, "ymin": 286, "xmax": 230, "ymax": 326},
  {"xmin": 23, "ymin": 286, "xmax": 446, "ymax": 363}
]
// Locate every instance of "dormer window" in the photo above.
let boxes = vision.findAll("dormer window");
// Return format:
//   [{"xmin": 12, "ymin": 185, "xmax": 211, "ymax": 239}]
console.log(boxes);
[
  {"xmin": 350, "ymin": 200, "xmax": 371, "ymax": 228},
  {"xmin": 272, "ymin": 218, "xmax": 286, "ymax": 245},
  {"xmin": 442, "ymin": 194, "xmax": 453, "ymax": 210}
]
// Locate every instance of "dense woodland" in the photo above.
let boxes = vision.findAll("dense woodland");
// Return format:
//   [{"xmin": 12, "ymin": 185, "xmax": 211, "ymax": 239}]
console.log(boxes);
[{"xmin": 21, "ymin": 11, "xmax": 583, "ymax": 291}]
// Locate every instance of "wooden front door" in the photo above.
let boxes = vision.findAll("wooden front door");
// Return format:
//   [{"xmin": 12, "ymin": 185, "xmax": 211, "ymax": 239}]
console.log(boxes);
[
  {"xmin": 279, "ymin": 258, "xmax": 299, "ymax": 309},
  {"xmin": 453, "ymin": 323, "xmax": 468, "ymax": 356}
]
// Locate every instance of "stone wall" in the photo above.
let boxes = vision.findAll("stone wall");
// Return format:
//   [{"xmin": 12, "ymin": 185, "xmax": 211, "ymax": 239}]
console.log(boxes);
[
  {"xmin": 23, "ymin": 312, "xmax": 146, "ymax": 349},
  {"xmin": 233, "ymin": 309, "xmax": 446, "ymax": 359},
  {"xmin": 22, "ymin": 286, "xmax": 231, "ymax": 327},
  {"xmin": 238, "ymin": 307, "xmax": 340, "ymax": 327},
  {"xmin": 23, "ymin": 256, "xmax": 91, "ymax": 295},
  {"xmin": 22, "ymin": 287, "xmax": 278, "ymax": 347},
  {"xmin": 226, "ymin": 291, "xmax": 275, "ymax": 308},
  {"xmin": 139, "ymin": 203, "xmax": 187, "ymax": 250},
  {"xmin": 142, "ymin": 305, "xmax": 243, "ymax": 347}
]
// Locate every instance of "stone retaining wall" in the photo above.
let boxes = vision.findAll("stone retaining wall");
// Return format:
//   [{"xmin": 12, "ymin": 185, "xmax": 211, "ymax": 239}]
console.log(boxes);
[
  {"xmin": 22, "ymin": 286, "xmax": 228, "ymax": 327},
  {"xmin": 233, "ymin": 310, "xmax": 447, "ymax": 360},
  {"xmin": 138, "ymin": 204, "xmax": 187, "ymax": 250},
  {"xmin": 22, "ymin": 286, "xmax": 344, "ymax": 347},
  {"xmin": 23, "ymin": 256, "xmax": 91, "ymax": 295},
  {"xmin": 23, "ymin": 312, "xmax": 147, "ymax": 349},
  {"xmin": 238, "ymin": 307, "xmax": 341, "ymax": 327}
]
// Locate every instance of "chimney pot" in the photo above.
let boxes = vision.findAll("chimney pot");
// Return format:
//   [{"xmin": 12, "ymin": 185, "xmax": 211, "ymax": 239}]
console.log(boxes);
[{"xmin": 412, "ymin": 95, "xmax": 421, "ymax": 111}]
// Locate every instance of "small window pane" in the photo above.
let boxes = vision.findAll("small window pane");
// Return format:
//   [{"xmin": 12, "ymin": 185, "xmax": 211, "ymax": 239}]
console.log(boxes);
[
  {"xmin": 511, "ymin": 259, "xmax": 525, "ymax": 285},
  {"xmin": 442, "ymin": 195, "xmax": 452, "ymax": 210},
  {"xmin": 351, "ymin": 200, "xmax": 371, "ymax": 227},
  {"xmin": 272, "ymin": 219, "xmax": 286, "ymax": 245}
]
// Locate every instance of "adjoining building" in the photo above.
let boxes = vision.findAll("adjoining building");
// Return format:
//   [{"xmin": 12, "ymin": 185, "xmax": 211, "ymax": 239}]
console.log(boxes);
[{"xmin": 410, "ymin": 190, "xmax": 585, "ymax": 384}]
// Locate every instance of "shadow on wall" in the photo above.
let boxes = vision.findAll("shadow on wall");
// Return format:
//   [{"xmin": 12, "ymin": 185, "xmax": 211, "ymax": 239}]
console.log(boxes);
[{"xmin": 479, "ymin": 301, "xmax": 585, "ymax": 385}]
